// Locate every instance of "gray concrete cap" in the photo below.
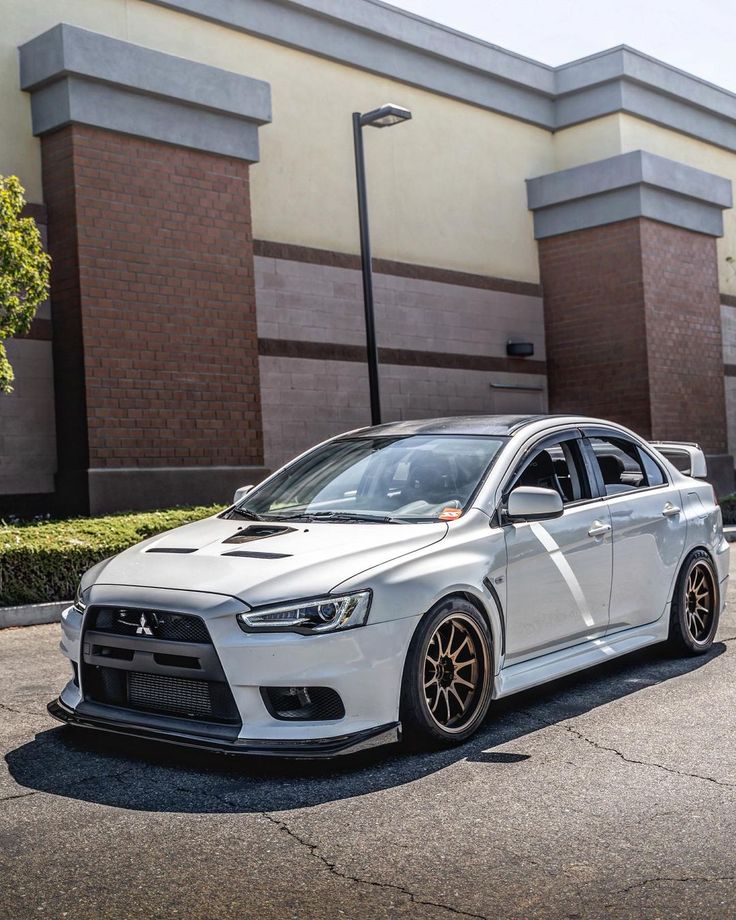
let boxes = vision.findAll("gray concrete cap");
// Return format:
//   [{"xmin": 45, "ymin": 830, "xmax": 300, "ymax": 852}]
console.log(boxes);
[
  {"xmin": 19, "ymin": 23, "xmax": 272, "ymax": 161},
  {"xmin": 145, "ymin": 0, "xmax": 736, "ymax": 152},
  {"xmin": 526, "ymin": 150, "xmax": 733, "ymax": 239}
]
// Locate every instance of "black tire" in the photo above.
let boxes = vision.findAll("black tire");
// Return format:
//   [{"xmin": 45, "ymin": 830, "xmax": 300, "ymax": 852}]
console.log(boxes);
[
  {"xmin": 667, "ymin": 549, "xmax": 720, "ymax": 655},
  {"xmin": 400, "ymin": 597, "xmax": 493, "ymax": 747}
]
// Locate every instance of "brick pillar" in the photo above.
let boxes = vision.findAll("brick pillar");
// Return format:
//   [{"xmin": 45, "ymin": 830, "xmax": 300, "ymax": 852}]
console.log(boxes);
[
  {"xmin": 43, "ymin": 126, "xmax": 265, "ymax": 513},
  {"xmin": 537, "ymin": 217, "xmax": 727, "ymax": 451},
  {"xmin": 527, "ymin": 151, "xmax": 734, "ymax": 493},
  {"xmin": 20, "ymin": 24, "xmax": 272, "ymax": 513}
]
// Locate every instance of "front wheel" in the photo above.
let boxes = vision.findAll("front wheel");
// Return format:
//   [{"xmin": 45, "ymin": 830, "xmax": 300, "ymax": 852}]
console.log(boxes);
[
  {"xmin": 667, "ymin": 549, "xmax": 720, "ymax": 655},
  {"xmin": 400, "ymin": 598, "xmax": 493, "ymax": 747}
]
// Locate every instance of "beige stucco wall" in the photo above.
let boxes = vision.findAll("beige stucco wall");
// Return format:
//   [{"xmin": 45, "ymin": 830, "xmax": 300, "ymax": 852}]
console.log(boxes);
[
  {"xmin": 2, "ymin": 0, "xmax": 555, "ymax": 284},
  {"xmin": 616, "ymin": 115, "xmax": 736, "ymax": 296},
  {"xmin": 3, "ymin": 6, "xmax": 736, "ymax": 287}
]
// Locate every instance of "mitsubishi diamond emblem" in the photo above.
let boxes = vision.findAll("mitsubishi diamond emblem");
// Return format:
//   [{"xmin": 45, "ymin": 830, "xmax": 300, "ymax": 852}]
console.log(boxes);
[{"xmin": 136, "ymin": 612, "xmax": 154, "ymax": 636}]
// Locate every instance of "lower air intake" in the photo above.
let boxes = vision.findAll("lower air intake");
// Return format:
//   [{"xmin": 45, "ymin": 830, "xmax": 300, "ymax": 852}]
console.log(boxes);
[
  {"xmin": 128, "ymin": 672, "xmax": 213, "ymax": 719},
  {"xmin": 83, "ymin": 666, "xmax": 240, "ymax": 723},
  {"xmin": 261, "ymin": 686, "xmax": 345, "ymax": 721}
]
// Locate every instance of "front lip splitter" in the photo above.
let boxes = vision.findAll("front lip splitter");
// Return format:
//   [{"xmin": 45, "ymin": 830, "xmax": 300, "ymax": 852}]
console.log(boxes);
[{"xmin": 48, "ymin": 697, "xmax": 400, "ymax": 759}]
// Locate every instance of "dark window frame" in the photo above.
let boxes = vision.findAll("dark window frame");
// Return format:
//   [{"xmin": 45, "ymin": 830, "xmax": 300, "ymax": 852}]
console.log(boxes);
[
  {"xmin": 579, "ymin": 428, "xmax": 670, "ymax": 498},
  {"xmin": 502, "ymin": 431, "xmax": 594, "ymax": 508}
]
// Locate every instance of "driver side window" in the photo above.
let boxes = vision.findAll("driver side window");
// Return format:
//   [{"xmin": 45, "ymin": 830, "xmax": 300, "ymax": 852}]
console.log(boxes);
[{"xmin": 510, "ymin": 437, "xmax": 589, "ymax": 505}]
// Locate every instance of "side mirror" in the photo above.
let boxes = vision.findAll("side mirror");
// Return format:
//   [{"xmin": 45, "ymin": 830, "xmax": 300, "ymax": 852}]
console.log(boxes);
[
  {"xmin": 233, "ymin": 484, "xmax": 253, "ymax": 505},
  {"xmin": 506, "ymin": 486, "xmax": 563, "ymax": 522}
]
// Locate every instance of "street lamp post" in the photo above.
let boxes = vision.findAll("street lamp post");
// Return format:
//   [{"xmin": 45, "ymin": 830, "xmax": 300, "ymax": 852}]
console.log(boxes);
[{"xmin": 352, "ymin": 103, "xmax": 412, "ymax": 426}]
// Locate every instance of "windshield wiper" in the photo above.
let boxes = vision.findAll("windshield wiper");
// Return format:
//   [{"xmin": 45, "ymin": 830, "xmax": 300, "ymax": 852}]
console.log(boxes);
[
  {"xmin": 265, "ymin": 511, "xmax": 402, "ymax": 524},
  {"xmin": 225, "ymin": 507, "xmax": 264, "ymax": 521}
]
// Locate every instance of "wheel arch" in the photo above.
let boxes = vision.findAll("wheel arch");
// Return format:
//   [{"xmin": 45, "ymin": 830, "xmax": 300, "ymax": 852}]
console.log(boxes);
[{"xmin": 402, "ymin": 588, "xmax": 504, "ymax": 680}]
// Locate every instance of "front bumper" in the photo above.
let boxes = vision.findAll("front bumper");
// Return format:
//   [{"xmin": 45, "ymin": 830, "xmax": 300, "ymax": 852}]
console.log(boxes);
[
  {"xmin": 48, "ymin": 697, "xmax": 400, "ymax": 758},
  {"xmin": 55, "ymin": 587, "xmax": 419, "ymax": 756}
]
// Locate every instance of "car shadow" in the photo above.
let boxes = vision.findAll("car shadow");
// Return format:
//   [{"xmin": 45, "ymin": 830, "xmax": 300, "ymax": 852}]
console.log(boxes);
[{"xmin": 5, "ymin": 641, "xmax": 726, "ymax": 814}]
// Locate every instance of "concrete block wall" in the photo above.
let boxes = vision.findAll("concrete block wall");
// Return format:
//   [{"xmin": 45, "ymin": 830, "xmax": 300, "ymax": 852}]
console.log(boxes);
[
  {"xmin": 722, "ymin": 302, "xmax": 736, "ymax": 467},
  {"xmin": 0, "ymin": 337, "xmax": 56, "ymax": 496},
  {"xmin": 255, "ymin": 253, "xmax": 547, "ymax": 470}
]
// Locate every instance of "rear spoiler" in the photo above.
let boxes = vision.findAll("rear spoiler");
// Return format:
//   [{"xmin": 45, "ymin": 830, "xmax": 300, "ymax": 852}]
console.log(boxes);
[{"xmin": 649, "ymin": 441, "xmax": 708, "ymax": 479}]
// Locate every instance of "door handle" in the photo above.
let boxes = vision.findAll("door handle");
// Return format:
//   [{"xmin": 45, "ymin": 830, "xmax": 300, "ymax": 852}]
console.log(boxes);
[
  {"xmin": 588, "ymin": 521, "xmax": 611, "ymax": 538},
  {"xmin": 662, "ymin": 502, "xmax": 681, "ymax": 517}
]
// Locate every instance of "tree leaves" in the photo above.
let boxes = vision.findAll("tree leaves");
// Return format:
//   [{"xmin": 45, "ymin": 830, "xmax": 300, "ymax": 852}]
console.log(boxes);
[{"xmin": 0, "ymin": 175, "xmax": 51, "ymax": 394}]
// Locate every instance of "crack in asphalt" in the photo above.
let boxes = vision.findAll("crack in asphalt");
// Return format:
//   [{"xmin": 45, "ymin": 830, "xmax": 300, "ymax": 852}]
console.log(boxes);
[
  {"xmin": 155, "ymin": 777, "xmax": 487, "ymax": 919},
  {"xmin": 0, "ymin": 789, "xmax": 39, "ymax": 803},
  {"xmin": 0, "ymin": 764, "xmax": 138, "ymax": 806},
  {"xmin": 608, "ymin": 873, "xmax": 736, "ymax": 907},
  {"xmin": 259, "ymin": 811, "xmax": 489, "ymax": 920},
  {"xmin": 0, "ymin": 701, "xmax": 25, "ymax": 715},
  {"xmin": 522, "ymin": 711, "xmax": 736, "ymax": 790}
]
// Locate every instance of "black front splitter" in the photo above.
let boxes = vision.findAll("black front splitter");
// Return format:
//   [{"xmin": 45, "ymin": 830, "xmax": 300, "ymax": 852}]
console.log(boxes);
[{"xmin": 47, "ymin": 698, "xmax": 401, "ymax": 759}]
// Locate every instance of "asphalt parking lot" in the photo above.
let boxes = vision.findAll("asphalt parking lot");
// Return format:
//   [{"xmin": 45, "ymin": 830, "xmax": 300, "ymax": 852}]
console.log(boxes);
[{"xmin": 2, "ymin": 566, "xmax": 736, "ymax": 920}]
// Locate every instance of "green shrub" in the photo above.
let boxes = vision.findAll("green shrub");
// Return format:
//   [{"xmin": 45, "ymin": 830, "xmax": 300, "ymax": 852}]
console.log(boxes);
[
  {"xmin": 0, "ymin": 505, "xmax": 223, "ymax": 607},
  {"xmin": 720, "ymin": 493, "xmax": 736, "ymax": 526}
]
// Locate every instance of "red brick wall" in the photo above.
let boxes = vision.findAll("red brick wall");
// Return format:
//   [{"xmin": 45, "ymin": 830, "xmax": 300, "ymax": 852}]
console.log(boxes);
[
  {"xmin": 640, "ymin": 220, "xmax": 726, "ymax": 452},
  {"xmin": 42, "ymin": 125, "xmax": 263, "ymax": 493},
  {"xmin": 538, "ymin": 217, "xmax": 727, "ymax": 451}
]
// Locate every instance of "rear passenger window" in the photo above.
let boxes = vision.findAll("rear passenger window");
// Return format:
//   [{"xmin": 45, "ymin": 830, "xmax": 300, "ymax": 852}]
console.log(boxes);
[{"xmin": 589, "ymin": 436, "xmax": 654, "ymax": 495}]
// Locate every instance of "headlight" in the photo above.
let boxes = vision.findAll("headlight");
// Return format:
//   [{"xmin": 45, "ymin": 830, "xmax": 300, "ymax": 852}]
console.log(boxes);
[
  {"xmin": 236, "ymin": 590, "xmax": 371, "ymax": 634},
  {"xmin": 73, "ymin": 580, "xmax": 87, "ymax": 614}
]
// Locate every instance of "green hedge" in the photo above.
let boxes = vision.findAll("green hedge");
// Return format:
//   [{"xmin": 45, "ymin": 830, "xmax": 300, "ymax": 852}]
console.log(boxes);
[{"xmin": 0, "ymin": 505, "xmax": 224, "ymax": 607}]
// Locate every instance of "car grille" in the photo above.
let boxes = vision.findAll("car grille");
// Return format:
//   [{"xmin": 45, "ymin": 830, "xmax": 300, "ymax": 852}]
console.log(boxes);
[
  {"xmin": 81, "ymin": 605, "xmax": 239, "ymax": 725},
  {"xmin": 89, "ymin": 607, "xmax": 211, "ymax": 644}
]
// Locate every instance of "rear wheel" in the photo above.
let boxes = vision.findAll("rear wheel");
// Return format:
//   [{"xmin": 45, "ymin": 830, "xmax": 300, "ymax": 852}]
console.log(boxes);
[
  {"xmin": 667, "ymin": 550, "xmax": 720, "ymax": 655},
  {"xmin": 400, "ymin": 598, "xmax": 493, "ymax": 747}
]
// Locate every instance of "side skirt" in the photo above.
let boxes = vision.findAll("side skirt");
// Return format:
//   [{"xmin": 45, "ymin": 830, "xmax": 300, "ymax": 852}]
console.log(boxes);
[{"xmin": 494, "ymin": 618, "xmax": 669, "ymax": 699}]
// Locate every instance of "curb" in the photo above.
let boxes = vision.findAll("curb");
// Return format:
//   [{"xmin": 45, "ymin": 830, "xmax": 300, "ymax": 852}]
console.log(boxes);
[{"xmin": 0, "ymin": 601, "xmax": 69, "ymax": 630}]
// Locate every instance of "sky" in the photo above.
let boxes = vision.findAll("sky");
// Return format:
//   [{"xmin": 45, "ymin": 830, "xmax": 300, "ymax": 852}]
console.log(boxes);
[{"xmin": 391, "ymin": 0, "xmax": 736, "ymax": 93}]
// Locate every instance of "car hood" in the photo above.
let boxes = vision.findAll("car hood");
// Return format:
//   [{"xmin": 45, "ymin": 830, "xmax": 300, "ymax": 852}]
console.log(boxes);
[{"xmin": 87, "ymin": 515, "xmax": 448, "ymax": 606}]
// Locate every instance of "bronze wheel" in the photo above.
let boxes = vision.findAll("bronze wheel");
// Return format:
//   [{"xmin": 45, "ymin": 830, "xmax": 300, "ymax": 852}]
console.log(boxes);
[
  {"xmin": 401, "ymin": 598, "xmax": 493, "ymax": 746},
  {"xmin": 423, "ymin": 614, "xmax": 484, "ymax": 732},
  {"xmin": 684, "ymin": 561, "xmax": 716, "ymax": 644},
  {"xmin": 668, "ymin": 550, "xmax": 720, "ymax": 656}
]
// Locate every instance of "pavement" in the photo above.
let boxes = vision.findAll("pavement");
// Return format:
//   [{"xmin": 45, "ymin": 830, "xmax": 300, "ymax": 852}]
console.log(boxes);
[{"xmin": 2, "ymin": 568, "xmax": 736, "ymax": 920}]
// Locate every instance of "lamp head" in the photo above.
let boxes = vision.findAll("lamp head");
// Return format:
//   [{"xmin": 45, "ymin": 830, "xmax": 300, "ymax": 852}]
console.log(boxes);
[{"xmin": 360, "ymin": 103, "xmax": 412, "ymax": 128}]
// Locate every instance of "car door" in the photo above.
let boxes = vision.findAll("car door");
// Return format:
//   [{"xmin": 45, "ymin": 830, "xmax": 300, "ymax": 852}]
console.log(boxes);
[
  {"xmin": 501, "ymin": 432, "xmax": 613, "ymax": 665},
  {"xmin": 581, "ymin": 428, "xmax": 687, "ymax": 632}
]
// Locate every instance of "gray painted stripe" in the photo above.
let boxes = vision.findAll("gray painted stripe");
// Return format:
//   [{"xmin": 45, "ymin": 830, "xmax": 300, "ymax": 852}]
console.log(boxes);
[
  {"xmin": 527, "ymin": 151, "xmax": 733, "ymax": 239},
  {"xmin": 143, "ymin": 0, "xmax": 736, "ymax": 150},
  {"xmin": 19, "ymin": 24, "xmax": 271, "ymax": 161}
]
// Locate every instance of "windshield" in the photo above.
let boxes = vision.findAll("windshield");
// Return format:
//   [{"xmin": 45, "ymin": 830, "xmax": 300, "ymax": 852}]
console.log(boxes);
[{"xmin": 228, "ymin": 435, "xmax": 506, "ymax": 523}]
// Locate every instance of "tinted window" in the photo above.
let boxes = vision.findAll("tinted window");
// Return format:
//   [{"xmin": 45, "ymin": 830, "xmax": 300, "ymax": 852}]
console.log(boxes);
[
  {"xmin": 640, "ymin": 450, "xmax": 666, "ymax": 486},
  {"xmin": 511, "ymin": 438, "xmax": 588, "ymax": 504},
  {"xmin": 589, "ymin": 436, "xmax": 663, "ymax": 494}
]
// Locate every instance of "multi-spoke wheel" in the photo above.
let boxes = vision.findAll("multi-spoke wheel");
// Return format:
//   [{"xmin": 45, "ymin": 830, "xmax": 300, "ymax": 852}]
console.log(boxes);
[
  {"xmin": 668, "ymin": 550, "xmax": 719, "ymax": 655},
  {"xmin": 401, "ymin": 599, "xmax": 493, "ymax": 746}
]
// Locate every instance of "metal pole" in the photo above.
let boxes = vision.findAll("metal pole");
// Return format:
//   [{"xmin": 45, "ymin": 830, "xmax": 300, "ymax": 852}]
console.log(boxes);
[{"xmin": 352, "ymin": 112, "xmax": 381, "ymax": 426}]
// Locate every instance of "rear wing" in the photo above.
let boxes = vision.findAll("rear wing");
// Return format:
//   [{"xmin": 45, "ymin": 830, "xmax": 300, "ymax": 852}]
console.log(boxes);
[{"xmin": 649, "ymin": 441, "xmax": 708, "ymax": 479}]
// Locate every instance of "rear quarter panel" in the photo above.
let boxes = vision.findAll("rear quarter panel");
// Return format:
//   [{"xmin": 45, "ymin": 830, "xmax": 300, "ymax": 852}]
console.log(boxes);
[{"xmin": 679, "ymin": 481, "xmax": 730, "ymax": 606}]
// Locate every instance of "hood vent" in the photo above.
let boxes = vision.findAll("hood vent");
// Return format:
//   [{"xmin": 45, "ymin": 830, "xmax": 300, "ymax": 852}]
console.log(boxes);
[
  {"xmin": 223, "ymin": 550, "xmax": 292, "ymax": 559},
  {"xmin": 146, "ymin": 547, "xmax": 197, "ymax": 554},
  {"xmin": 222, "ymin": 524, "xmax": 296, "ymax": 544}
]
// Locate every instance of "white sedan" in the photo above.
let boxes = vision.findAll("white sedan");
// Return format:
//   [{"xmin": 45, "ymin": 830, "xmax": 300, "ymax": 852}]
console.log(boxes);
[{"xmin": 49, "ymin": 415, "xmax": 729, "ymax": 756}]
